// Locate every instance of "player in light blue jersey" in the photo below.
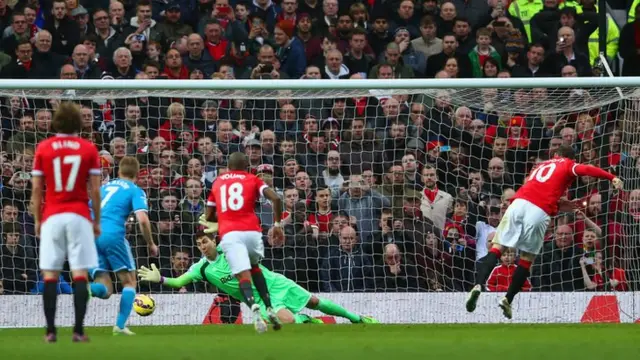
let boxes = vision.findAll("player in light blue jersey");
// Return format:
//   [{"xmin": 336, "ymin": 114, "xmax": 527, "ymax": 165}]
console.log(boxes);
[{"xmin": 88, "ymin": 156, "xmax": 158, "ymax": 335}]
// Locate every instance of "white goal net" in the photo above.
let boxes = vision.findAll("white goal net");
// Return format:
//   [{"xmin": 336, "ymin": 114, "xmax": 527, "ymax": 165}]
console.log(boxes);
[{"xmin": 1, "ymin": 78, "xmax": 639, "ymax": 326}]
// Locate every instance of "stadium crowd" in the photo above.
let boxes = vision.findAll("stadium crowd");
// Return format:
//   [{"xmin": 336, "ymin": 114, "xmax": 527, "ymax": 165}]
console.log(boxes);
[{"xmin": 1, "ymin": 0, "xmax": 640, "ymax": 297}]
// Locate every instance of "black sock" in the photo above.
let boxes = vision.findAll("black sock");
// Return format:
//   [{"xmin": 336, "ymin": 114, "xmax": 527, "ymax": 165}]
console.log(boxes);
[
  {"xmin": 251, "ymin": 266, "xmax": 272, "ymax": 308},
  {"xmin": 475, "ymin": 251, "xmax": 499, "ymax": 287},
  {"xmin": 505, "ymin": 266, "xmax": 530, "ymax": 304},
  {"xmin": 43, "ymin": 280, "xmax": 58, "ymax": 335},
  {"xmin": 72, "ymin": 278, "xmax": 89, "ymax": 335},
  {"xmin": 239, "ymin": 279, "xmax": 255, "ymax": 307}
]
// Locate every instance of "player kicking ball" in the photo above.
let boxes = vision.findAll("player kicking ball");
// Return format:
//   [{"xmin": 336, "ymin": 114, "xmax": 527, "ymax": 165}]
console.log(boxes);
[
  {"xmin": 31, "ymin": 102, "xmax": 103, "ymax": 343},
  {"xmin": 466, "ymin": 145, "xmax": 623, "ymax": 319},
  {"xmin": 87, "ymin": 156, "xmax": 158, "ymax": 335},
  {"xmin": 138, "ymin": 231, "xmax": 378, "ymax": 325},
  {"xmin": 200, "ymin": 152, "xmax": 285, "ymax": 333}
]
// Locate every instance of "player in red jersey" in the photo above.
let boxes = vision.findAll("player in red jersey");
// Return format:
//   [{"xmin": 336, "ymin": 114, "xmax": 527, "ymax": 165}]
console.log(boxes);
[
  {"xmin": 199, "ymin": 152, "xmax": 284, "ymax": 333},
  {"xmin": 30, "ymin": 102, "xmax": 103, "ymax": 343},
  {"xmin": 466, "ymin": 145, "xmax": 623, "ymax": 319}
]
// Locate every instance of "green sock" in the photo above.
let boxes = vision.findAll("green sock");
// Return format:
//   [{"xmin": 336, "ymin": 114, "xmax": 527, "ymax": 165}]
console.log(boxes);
[{"xmin": 315, "ymin": 298, "xmax": 361, "ymax": 323}]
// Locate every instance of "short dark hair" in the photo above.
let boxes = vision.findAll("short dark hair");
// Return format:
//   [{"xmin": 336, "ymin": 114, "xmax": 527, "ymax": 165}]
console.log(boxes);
[
  {"xmin": 556, "ymin": 144, "xmax": 576, "ymax": 160},
  {"xmin": 2, "ymin": 222, "xmax": 19, "ymax": 235},
  {"xmin": 51, "ymin": 102, "xmax": 83, "ymax": 134},
  {"xmin": 195, "ymin": 230, "xmax": 211, "ymax": 239},
  {"xmin": 349, "ymin": 27, "xmax": 367, "ymax": 39}
]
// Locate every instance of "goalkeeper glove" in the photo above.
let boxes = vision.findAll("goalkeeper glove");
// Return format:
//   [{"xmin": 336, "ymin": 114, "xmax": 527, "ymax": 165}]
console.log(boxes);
[
  {"xmin": 198, "ymin": 214, "xmax": 218, "ymax": 234},
  {"xmin": 138, "ymin": 263, "xmax": 161, "ymax": 283}
]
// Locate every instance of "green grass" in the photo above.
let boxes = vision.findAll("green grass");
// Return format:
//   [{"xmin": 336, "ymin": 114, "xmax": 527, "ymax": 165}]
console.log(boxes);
[{"xmin": 2, "ymin": 324, "xmax": 639, "ymax": 360}]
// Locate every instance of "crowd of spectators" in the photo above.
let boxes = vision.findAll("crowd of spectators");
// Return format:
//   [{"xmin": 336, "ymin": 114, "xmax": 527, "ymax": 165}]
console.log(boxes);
[{"xmin": 1, "ymin": 0, "xmax": 640, "ymax": 297}]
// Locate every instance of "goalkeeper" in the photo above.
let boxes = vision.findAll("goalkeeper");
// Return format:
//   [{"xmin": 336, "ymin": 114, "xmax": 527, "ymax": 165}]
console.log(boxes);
[{"xmin": 138, "ymin": 231, "xmax": 377, "ymax": 324}]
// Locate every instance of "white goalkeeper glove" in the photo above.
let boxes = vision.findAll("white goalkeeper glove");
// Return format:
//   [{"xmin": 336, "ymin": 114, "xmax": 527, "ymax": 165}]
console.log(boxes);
[
  {"xmin": 138, "ymin": 263, "xmax": 162, "ymax": 283},
  {"xmin": 198, "ymin": 214, "xmax": 218, "ymax": 234}
]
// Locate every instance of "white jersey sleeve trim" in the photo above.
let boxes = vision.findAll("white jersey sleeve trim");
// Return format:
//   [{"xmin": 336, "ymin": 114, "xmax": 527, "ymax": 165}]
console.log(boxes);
[
  {"xmin": 31, "ymin": 170, "xmax": 43, "ymax": 176},
  {"xmin": 134, "ymin": 209, "xmax": 148, "ymax": 214},
  {"xmin": 89, "ymin": 168, "xmax": 101, "ymax": 175},
  {"xmin": 259, "ymin": 184, "xmax": 268, "ymax": 197},
  {"xmin": 206, "ymin": 201, "xmax": 216, "ymax": 206},
  {"xmin": 571, "ymin": 164, "xmax": 579, "ymax": 177}
]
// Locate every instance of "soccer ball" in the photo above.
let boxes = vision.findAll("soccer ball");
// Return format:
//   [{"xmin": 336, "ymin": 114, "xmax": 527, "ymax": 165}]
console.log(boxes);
[{"xmin": 133, "ymin": 294, "xmax": 156, "ymax": 316}]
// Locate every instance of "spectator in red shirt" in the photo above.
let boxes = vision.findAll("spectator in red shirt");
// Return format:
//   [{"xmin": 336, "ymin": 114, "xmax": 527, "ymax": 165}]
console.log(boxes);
[
  {"xmin": 158, "ymin": 102, "xmax": 198, "ymax": 146},
  {"xmin": 486, "ymin": 248, "xmax": 532, "ymax": 292},
  {"xmin": 580, "ymin": 251, "xmax": 628, "ymax": 291}
]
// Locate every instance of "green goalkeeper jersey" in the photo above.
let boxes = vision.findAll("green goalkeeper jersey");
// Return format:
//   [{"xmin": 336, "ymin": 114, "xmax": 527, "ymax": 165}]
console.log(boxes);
[{"xmin": 171, "ymin": 252, "xmax": 282, "ymax": 302}]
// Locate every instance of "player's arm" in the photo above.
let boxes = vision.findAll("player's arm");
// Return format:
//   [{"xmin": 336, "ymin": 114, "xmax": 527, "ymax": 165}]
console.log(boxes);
[
  {"xmin": 30, "ymin": 175, "xmax": 43, "ymax": 225},
  {"xmin": 573, "ymin": 164, "xmax": 617, "ymax": 182},
  {"xmin": 89, "ymin": 174, "xmax": 102, "ymax": 225},
  {"xmin": 263, "ymin": 187, "xmax": 283, "ymax": 225},
  {"xmin": 138, "ymin": 263, "xmax": 196, "ymax": 287},
  {"xmin": 135, "ymin": 210, "xmax": 155, "ymax": 248}
]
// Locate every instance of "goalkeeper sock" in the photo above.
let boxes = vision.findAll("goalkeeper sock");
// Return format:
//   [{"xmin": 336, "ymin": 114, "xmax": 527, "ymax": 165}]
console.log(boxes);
[
  {"xmin": 250, "ymin": 265, "xmax": 273, "ymax": 308},
  {"xmin": 116, "ymin": 287, "xmax": 136, "ymax": 330},
  {"xmin": 239, "ymin": 279, "xmax": 256, "ymax": 307},
  {"xmin": 72, "ymin": 276, "xmax": 89, "ymax": 335},
  {"xmin": 315, "ymin": 298, "xmax": 361, "ymax": 323},
  {"xmin": 90, "ymin": 283, "xmax": 108, "ymax": 299},
  {"xmin": 505, "ymin": 259, "xmax": 531, "ymax": 304},
  {"xmin": 294, "ymin": 314, "xmax": 312, "ymax": 324},
  {"xmin": 43, "ymin": 277, "xmax": 58, "ymax": 335},
  {"xmin": 474, "ymin": 248, "xmax": 501, "ymax": 287}
]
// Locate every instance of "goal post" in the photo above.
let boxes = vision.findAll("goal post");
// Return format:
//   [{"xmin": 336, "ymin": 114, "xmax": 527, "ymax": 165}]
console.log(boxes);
[{"xmin": 0, "ymin": 77, "xmax": 639, "ymax": 327}]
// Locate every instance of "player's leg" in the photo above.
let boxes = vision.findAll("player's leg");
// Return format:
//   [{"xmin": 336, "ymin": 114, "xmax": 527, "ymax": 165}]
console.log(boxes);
[
  {"xmin": 499, "ymin": 251, "xmax": 535, "ymax": 320},
  {"xmin": 245, "ymin": 231, "xmax": 280, "ymax": 330},
  {"xmin": 88, "ymin": 237, "xmax": 112, "ymax": 299},
  {"xmin": 306, "ymin": 295, "xmax": 373, "ymax": 323},
  {"xmin": 39, "ymin": 216, "xmax": 68, "ymax": 342},
  {"xmin": 106, "ymin": 239, "xmax": 138, "ymax": 334},
  {"xmin": 220, "ymin": 232, "xmax": 266, "ymax": 332},
  {"xmin": 66, "ymin": 215, "xmax": 98, "ymax": 341},
  {"xmin": 114, "ymin": 271, "xmax": 137, "ymax": 335},
  {"xmin": 499, "ymin": 204, "xmax": 549, "ymax": 319},
  {"xmin": 467, "ymin": 204, "xmax": 522, "ymax": 313}
]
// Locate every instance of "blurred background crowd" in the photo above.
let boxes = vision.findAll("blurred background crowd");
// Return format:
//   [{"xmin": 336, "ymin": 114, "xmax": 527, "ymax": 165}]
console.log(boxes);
[{"xmin": 1, "ymin": 0, "xmax": 640, "ymax": 296}]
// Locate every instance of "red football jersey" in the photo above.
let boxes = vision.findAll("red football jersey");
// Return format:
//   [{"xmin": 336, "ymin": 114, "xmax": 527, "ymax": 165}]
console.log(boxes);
[
  {"xmin": 207, "ymin": 170, "xmax": 268, "ymax": 238},
  {"xmin": 32, "ymin": 134, "xmax": 101, "ymax": 222},
  {"xmin": 514, "ymin": 157, "xmax": 614, "ymax": 216}
]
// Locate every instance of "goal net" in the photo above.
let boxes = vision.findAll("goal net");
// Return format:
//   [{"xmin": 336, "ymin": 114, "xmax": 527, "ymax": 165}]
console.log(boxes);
[{"xmin": 1, "ymin": 78, "xmax": 639, "ymax": 326}]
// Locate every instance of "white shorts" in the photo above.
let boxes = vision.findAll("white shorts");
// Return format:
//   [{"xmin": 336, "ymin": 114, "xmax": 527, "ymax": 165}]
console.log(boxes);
[
  {"xmin": 493, "ymin": 198, "xmax": 551, "ymax": 255},
  {"xmin": 39, "ymin": 213, "xmax": 98, "ymax": 271},
  {"xmin": 220, "ymin": 231, "xmax": 264, "ymax": 275}
]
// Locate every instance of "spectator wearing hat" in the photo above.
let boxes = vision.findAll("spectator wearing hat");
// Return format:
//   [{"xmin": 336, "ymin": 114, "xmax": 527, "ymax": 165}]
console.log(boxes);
[
  {"xmin": 72, "ymin": 5, "xmax": 93, "ymax": 37},
  {"xmin": 394, "ymin": 27, "xmax": 427, "ymax": 78},
  {"xmin": 368, "ymin": 11, "xmax": 393, "ymax": 57},
  {"xmin": 274, "ymin": 20, "xmax": 306, "ymax": 79},
  {"xmin": 156, "ymin": 2, "xmax": 194, "ymax": 50}
]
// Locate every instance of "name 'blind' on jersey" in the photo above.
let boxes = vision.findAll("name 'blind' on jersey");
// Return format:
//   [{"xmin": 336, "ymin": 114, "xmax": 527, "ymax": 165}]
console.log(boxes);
[
  {"xmin": 207, "ymin": 170, "xmax": 268, "ymax": 238},
  {"xmin": 31, "ymin": 135, "xmax": 101, "ymax": 222},
  {"xmin": 99, "ymin": 179, "xmax": 148, "ymax": 236}
]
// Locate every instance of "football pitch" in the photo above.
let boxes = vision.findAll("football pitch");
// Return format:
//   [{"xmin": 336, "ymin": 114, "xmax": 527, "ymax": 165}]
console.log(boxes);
[{"xmin": 1, "ymin": 324, "xmax": 638, "ymax": 360}]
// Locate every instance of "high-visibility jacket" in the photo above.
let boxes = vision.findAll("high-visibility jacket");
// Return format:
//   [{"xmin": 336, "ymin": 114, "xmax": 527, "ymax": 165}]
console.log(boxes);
[
  {"xmin": 509, "ymin": 0, "xmax": 543, "ymax": 41},
  {"xmin": 629, "ymin": 0, "xmax": 640, "ymax": 22},
  {"xmin": 588, "ymin": 13, "xmax": 620, "ymax": 65},
  {"xmin": 559, "ymin": 0, "xmax": 583, "ymax": 14}
]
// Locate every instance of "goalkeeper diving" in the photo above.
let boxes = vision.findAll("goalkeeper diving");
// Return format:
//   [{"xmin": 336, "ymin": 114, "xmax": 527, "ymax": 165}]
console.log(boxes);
[{"xmin": 138, "ymin": 231, "xmax": 378, "ymax": 324}]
